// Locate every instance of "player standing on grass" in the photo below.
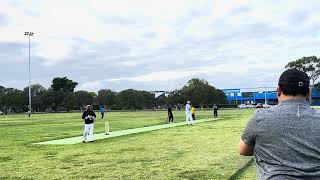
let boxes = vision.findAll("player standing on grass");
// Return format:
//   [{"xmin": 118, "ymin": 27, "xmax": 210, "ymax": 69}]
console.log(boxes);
[
  {"xmin": 240, "ymin": 69, "xmax": 320, "ymax": 179},
  {"xmin": 185, "ymin": 101, "xmax": 194, "ymax": 125},
  {"xmin": 167, "ymin": 105, "xmax": 174, "ymax": 123},
  {"xmin": 191, "ymin": 106, "xmax": 196, "ymax": 121},
  {"xmin": 213, "ymin": 104, "xmax": 219, "ymax": 118},
  {"xmin": 99, "ymin": 105, "xmax": 106, "ymax": 119},
  {"xmin": 82, "ymin": 105, "xmax": 96, "ymax": 143}
]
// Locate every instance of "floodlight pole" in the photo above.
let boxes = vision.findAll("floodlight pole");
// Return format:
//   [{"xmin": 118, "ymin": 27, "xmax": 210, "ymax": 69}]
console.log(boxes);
[
  {"xmin": 264, "ymin": 90, "xmax": 267, "ymax": 106},
  {"xmin": 25, "ymin": 32, "xmax": 33, "ymax": 117}
]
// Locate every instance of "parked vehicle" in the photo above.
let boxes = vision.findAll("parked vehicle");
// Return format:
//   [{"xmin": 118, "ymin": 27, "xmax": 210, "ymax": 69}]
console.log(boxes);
[{"xmin": 256, "ymin": 103, "xmax": 263, "ymax": 108}]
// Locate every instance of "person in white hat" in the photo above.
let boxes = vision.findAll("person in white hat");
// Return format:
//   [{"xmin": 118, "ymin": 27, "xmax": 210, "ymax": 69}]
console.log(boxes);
[
  {"xmin": 82, "ymin": 105, "xmax": 96, "ymax": 143},
  {"xmin": 185, "ymin": 101, "xmax": 194, "ymax": 125}
]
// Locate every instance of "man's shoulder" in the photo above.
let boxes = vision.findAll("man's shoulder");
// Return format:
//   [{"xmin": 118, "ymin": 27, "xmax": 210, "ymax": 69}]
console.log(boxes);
[
  {"xmin": 310, "ymin": 107, "xmax": 320, "ymax": 117},
  {"xmin": 252, "ymin": 107, "xmax": 278, "ymax": 121}
]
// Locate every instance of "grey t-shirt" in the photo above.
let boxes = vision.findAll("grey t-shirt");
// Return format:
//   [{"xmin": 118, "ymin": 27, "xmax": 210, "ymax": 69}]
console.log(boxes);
[{"xmin": 242, "ymin": 99, "xmax": 320, "ymax": 180}]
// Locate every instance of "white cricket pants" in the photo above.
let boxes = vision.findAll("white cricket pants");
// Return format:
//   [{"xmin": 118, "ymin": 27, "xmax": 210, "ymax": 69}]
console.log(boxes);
[
  {"xmin": 186, "ymin": 113, "xmax": 194, "ymax": 125},
  {"xmin": 83, "ymin": 123, "xmax": 94, "ymax": 141}
]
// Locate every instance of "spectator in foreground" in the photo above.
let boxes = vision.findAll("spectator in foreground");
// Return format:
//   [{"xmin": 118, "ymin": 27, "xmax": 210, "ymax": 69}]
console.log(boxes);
[{"xmin": 239, "ymin": 69, "xmax": 320, "ymax": 179}]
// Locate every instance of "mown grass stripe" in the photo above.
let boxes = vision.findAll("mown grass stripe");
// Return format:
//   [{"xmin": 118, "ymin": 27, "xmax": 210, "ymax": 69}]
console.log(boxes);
[{"xmin": 34, "ymin": 118, "xmax": 219, "ymax": 145}]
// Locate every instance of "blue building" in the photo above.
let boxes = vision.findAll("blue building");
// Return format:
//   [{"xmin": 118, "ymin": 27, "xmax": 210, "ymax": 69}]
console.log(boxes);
[{"xmin": 223, "ymin": 87, "xmax": 320, "ymax": 105}]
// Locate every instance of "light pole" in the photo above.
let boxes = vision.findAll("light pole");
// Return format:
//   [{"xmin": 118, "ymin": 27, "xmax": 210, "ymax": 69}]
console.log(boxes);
[{"xmin": 25, "ymin": 32, "xmax": 33, "ymax": 117}]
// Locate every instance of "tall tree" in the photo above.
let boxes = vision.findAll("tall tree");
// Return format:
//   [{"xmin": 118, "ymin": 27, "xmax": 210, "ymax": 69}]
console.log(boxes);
[
  {"xmin": 74, "ymin": 91, "xmax": 94, "ymax": 109},
  {"xmin": 286, "ymin": 56, "xmax": 320, "ymax": 103},
  {"xmin": 0, "ymin": 86, "xmax": 6, "ymax": 110},
  {"xmin": 180, "ymin": 78, "xmax": 226, "ymax": 107},
  {"xmin": 1, "ymin": 88, "xmax": 24, "ymax": 113},
  {"xmin": 41, "ymin": 90, "xmax": 68, "ymax": 111},
  {"xmin": 117, "ymin": 89, "xmax": 155, "ymax": 109},
  {"xmin": 43, "ymin": 77, "xmax": 78, "ymax": 111},
  {"xmin": 23, "ymin": 84, "xmax": 46, "ymax": 112},
  {"xmin": 62, "ymin": 93, "xmax": 77, "ymax": 112},
  {"xmin": 97, "ymin": 89, "xmax": 116, "ymax": 107},
  {"xmin": 167, "ymin": 90, "xmax": 183, "ymax": 105},
  {"xmin": 286, "ymin": 56, "xmax": 320, "ymax": 86},
  {"xmin": 51, "ymin": 77, "xmax": 78, "ymax": 92}
]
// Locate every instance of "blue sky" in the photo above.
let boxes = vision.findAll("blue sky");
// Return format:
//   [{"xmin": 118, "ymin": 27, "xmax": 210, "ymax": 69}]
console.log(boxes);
[{"xmin": 0, "ymin": 0, "xmax": 319, "ymax": 92}]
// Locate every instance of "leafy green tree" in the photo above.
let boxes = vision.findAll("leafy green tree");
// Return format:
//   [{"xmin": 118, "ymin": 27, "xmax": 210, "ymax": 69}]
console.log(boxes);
[
  {"xmin": 62, "ymin": 93, "xmax": 77, "ymax": 112},
  {"xmin": 41, "ymin": 90, "xmax": 68, "ymax": 111},
  {"xmin": 74, "ymin": 91, "xmax": 94, "ymax": 109},
  {"xmin": 138, "ymin": 91, "xmax": 155, "ymax": 109},
  {"xmin": 117, "ymin": 89, "xmax": 155, "ymax": 109},
  {"xmin": 42, "ymin": 77, "xmax": 78, "ymax": 111},
  {"xmin": 0, "ymin": 86, "xmax": 6, "ymax": 110},
  {"xmin": 286, "ymin": 56, "xmax": 320, "ymax": 86},
  {"xmin": 180, "ymin": 78, "xmax": 226, "ymax": 107},
  {"xmin": 51, "ymin": 77, "xmax": 78, "ymax": 92},
  {"xmin": 167, "ymin": 90, "xmax": 184, "ymax": 105},
  {"xmin": 286, "ymin": 56, "xmax": 320, "ymax": 103},
  {"xmin": 23, "ymin": 84, "xmax": 46, "ymax": 112},
  {"xmin": 97, "ymin": 89, "xmax": 117, "ymax": 107},
  {"xmin": 315, "ymin": 82, "xmax": 320, "ymax": 90},
  {"xmin": 117, "ymin": 89, "xmax": 136, "ymax": 110},
  {"xmin": 1, "ymin": 88, "xmax": 24, "ymax": 113}
]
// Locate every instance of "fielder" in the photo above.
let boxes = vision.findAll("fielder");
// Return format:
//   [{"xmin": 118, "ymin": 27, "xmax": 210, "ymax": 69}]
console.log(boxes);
[
  {"xmin": 99, "ymin": 105, "xmax": 106, "ymax": 119},
  {"xmin": 167, "ymin": 105, "xmax": 174, "ymax": 123},
  {"xmin": 82, "ymin": 105, "xmax": 96, "ymax": 143},
  {"xmin": 185, "ymin": 101, "xmax": 194, "ymax": 125},
  {"xmin": 213, "ymin": 104, "xmax": 219, "ymax": 118}
]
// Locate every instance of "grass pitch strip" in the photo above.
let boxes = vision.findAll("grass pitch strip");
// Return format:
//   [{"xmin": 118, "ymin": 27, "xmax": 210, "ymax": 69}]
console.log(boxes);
[{"xmin": 34, "ymin": 118, "xmax": 218, "ymax": 145}]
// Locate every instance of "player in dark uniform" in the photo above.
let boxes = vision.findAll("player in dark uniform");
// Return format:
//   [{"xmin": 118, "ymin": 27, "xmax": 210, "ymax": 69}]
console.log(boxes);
[
  {"xmin": 82, "ymin": 105, "xmax": 96, "ymax": 143},
  {"xmin": 167, "ymin": 105, "xmax": 174, "ymax": 123},
  {"xmin": 213, "ymin": 104, "xmax": 219, "ymax": 118}
]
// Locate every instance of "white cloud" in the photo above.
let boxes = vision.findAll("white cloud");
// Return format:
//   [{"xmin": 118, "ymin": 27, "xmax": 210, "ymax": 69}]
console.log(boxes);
[
  {"xmin": 1, "ymin": 0, "xmax": 320, "ymax": 91},
  {"xmin": 76, "ymin": 80, "xmax": 104, "ymax": 92}
]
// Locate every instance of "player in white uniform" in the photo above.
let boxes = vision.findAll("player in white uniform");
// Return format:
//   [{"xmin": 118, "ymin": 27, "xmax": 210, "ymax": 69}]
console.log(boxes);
[{"xmin": 185, "ymin": 101, "xmax": 194, "ymax": 125}]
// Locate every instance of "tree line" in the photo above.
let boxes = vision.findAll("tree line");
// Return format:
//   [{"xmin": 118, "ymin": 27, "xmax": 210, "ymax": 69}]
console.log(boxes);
[{"xmin": 0, "ymin": 77, "xmax": 226, "ymax": 113}]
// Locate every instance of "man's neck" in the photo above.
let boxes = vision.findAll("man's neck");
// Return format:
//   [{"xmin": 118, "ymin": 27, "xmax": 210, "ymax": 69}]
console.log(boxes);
[{"xmin": 278, "ymin": 95, "xmax": 307, "ymax": 102}]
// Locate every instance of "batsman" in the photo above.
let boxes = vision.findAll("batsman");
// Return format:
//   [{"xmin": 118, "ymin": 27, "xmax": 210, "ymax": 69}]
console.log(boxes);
[{"xmin": 82, "ymin": 105, "xmax": 96, "ymax": 143}]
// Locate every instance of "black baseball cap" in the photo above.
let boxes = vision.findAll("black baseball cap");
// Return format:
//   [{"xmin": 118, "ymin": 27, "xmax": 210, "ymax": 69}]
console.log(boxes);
[
  {"xmin": 278, "ymin": 69, "xmax": 310, "ymax": 96},
  {"xmin": 278, "ymin": 69, "xmax": 310, "ymax": 88}
]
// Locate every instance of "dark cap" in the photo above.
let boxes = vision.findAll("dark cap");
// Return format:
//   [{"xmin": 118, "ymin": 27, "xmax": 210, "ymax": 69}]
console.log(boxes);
[{"xmin": 278, "ymin": 69, "xmax": 310, "ymax": 88}]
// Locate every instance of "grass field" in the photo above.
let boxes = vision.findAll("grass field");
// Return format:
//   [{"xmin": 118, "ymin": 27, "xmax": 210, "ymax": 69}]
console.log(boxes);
[{"xmin": 0, "ymin": 109, "xmax": 257, "ymax": 179}]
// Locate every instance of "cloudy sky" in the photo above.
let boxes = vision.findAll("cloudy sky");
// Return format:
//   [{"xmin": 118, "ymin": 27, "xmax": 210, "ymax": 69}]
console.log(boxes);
[{"xmin": 0, "ymin": 0, "xmax": 320, "ymax": 92}]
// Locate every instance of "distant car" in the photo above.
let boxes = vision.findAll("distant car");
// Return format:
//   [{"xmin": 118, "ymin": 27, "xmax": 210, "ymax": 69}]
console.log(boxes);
[
  {"xmin": 238, "ymin": 104, "xmax": 247, "ymax": 108},
  {"xmin": 263, "ymin": 104, "xmax": 272, "ymax": 108},
  {"xmin": 256, "ymin": 103, "xmax": 263, "ymax": 108}
]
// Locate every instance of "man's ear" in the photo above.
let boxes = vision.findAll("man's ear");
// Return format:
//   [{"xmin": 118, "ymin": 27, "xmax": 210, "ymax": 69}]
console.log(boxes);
[{"xmin": 277, "ymin": 86, "xmax": 281, "ymax": 96}]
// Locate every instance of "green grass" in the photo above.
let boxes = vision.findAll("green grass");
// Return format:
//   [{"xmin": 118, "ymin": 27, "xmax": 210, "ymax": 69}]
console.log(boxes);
[{"xmin": 0, "ymin": 109, "xmax": 256, "ymax": 179}]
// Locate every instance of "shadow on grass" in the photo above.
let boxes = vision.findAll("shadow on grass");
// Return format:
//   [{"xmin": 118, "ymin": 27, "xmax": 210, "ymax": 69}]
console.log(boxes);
[{"xmin": 228, "ymin": 158, "xmax": 254, "ymax": 180}]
